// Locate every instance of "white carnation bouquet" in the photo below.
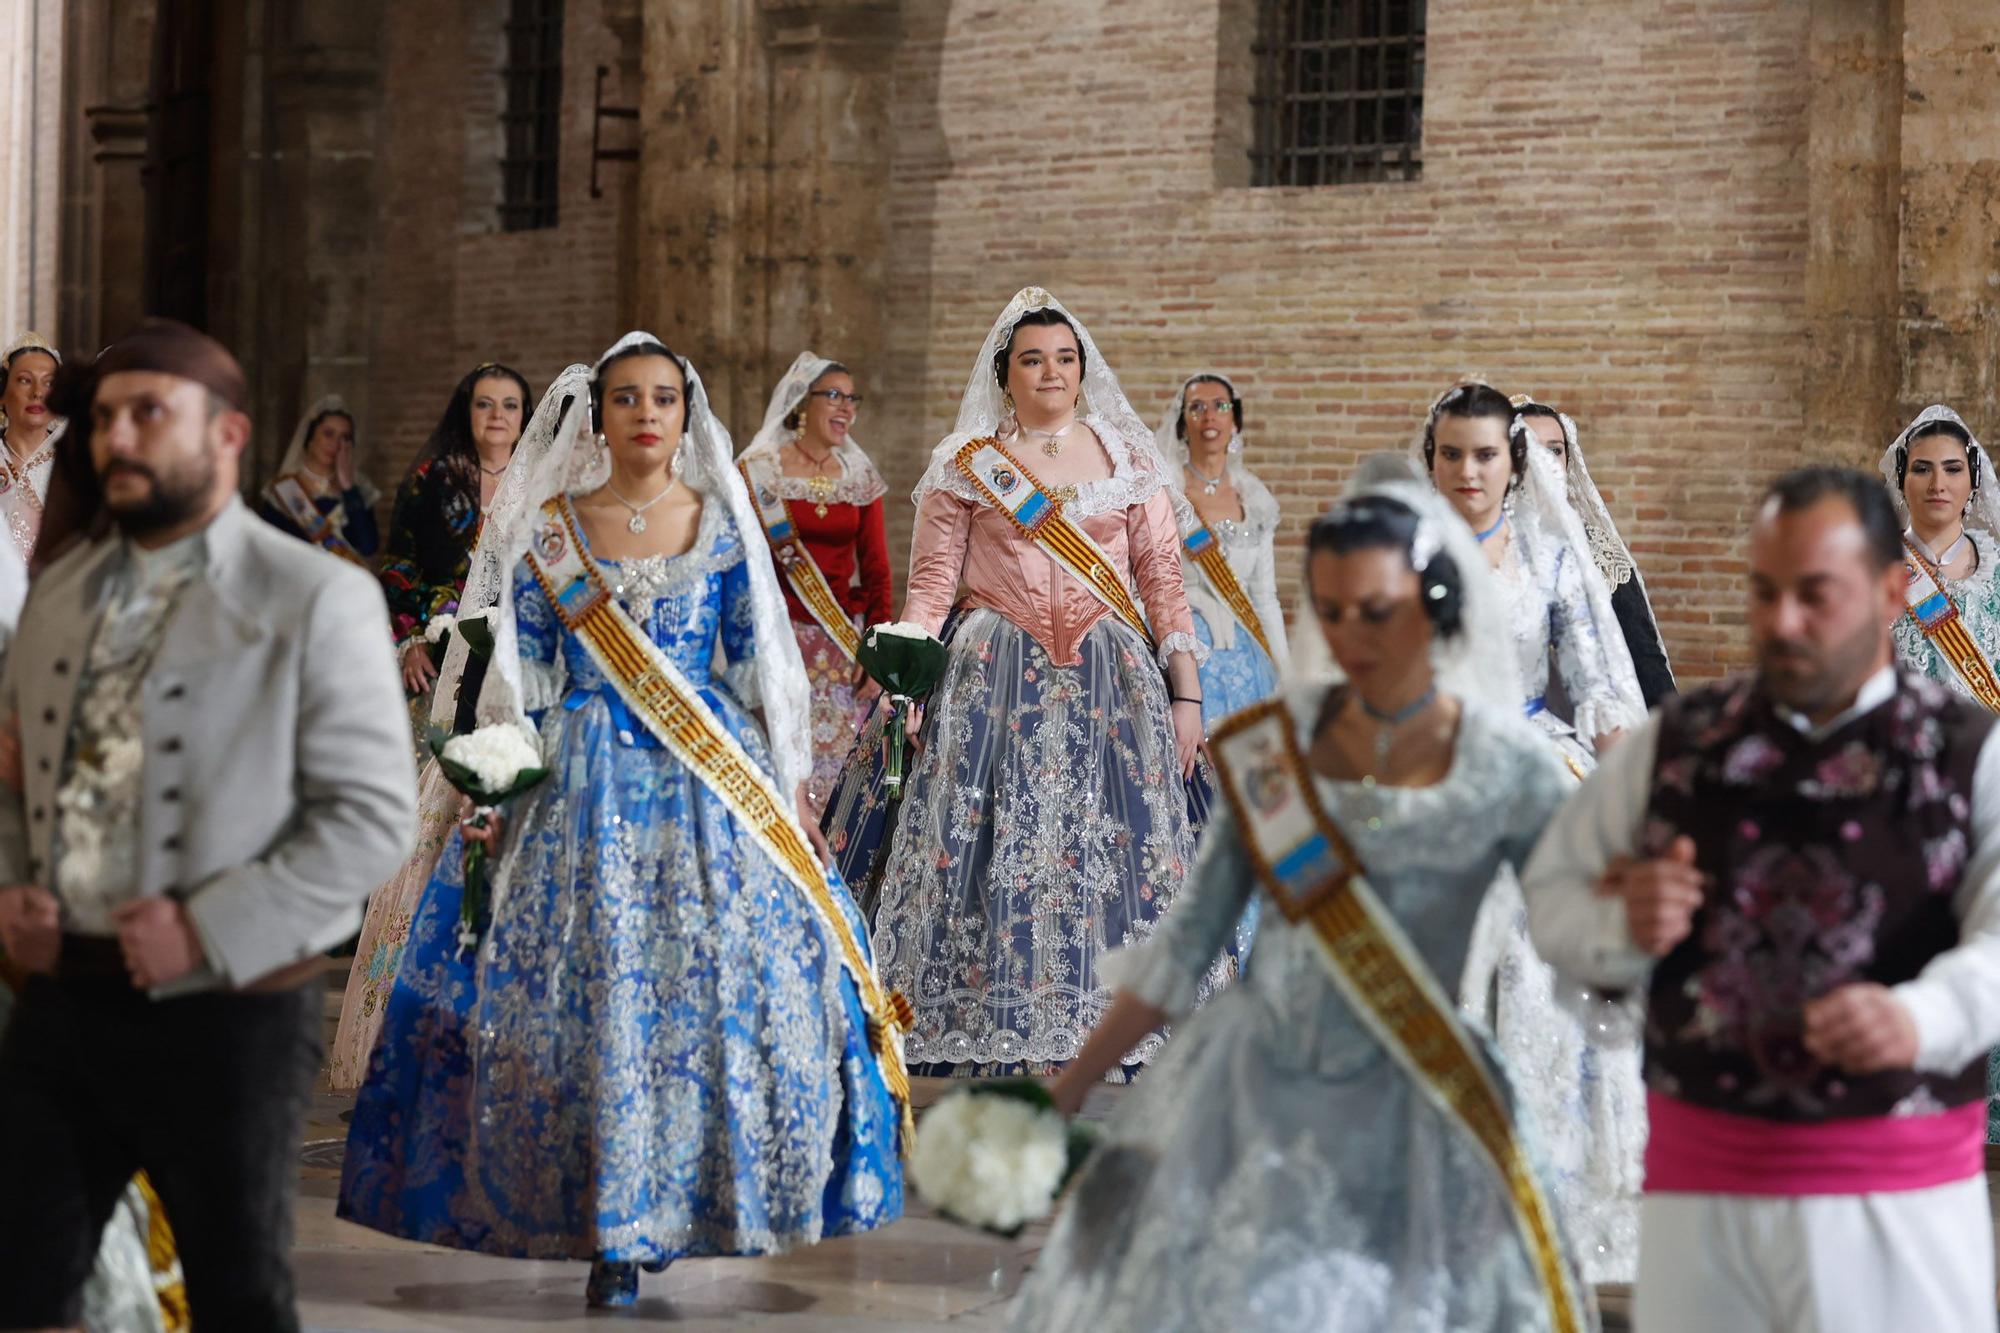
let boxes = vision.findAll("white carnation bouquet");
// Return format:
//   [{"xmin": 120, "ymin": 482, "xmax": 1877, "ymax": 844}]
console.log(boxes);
[
  {"xmin": 429, "ymin": 722, "xmax": 549, "ymax": 954},
  {"xmin": 856, "ymin": 621, "xmax": 948, "ymax": 796},
  {"xmin": 910, "ymin": 1079, "xmax": 1097, "ymax": 1237}
]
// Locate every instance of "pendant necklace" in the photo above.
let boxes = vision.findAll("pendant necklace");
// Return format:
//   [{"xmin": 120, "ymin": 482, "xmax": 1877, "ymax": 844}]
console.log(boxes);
[
  {"xmin": 1187, "ymin": 457, "xmax": 1226, "ymax": 496},
  {"xmin": 795, "ymin": 442, "xmax": 839, "ymax": 518},
  {"xmin": 607, "ymin": 476, "xmax": 677, "ymax": 533},
  {"xmin": 1022, "ymin": 420, "xmax": 1075, "ymax": 459},
  {"xmin": 1352, "ymin": 684, "xmax": 1438, "ymax": 832}
]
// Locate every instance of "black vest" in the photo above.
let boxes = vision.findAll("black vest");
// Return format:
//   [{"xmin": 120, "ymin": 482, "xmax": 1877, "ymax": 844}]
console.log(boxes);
[{"xmin": 1642, "ymin": 673, "xmax": 1990, "ymax": 1121}]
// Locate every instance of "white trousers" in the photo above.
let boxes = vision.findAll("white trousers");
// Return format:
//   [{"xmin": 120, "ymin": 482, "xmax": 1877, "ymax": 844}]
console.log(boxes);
[{"xmin": 1632, "ymin": 1178, "xmax": 1996, "ymax": 1333}]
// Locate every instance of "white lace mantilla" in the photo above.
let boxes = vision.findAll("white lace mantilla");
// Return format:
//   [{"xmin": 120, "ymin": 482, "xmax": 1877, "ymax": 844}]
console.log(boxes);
[
  {"xmin": 738, "ymin": 449, "xmax": 887, "ymax": 508},
  {"xmin": 912, "ymin": 415, "xmax": 1169, "ymax": 522}
]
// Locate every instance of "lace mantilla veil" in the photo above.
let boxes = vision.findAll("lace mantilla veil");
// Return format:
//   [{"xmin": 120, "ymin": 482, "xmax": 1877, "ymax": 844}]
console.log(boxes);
[
  {"xmin": 429, "ymin": 333, "xmax": 815, "ymax": 802},
  {"xmin": 736, "ymin": 350, "xmax": 886, "ymax": 506},
  {"xmin": 910, "ymin": 287, "xmax": 1175, "ymax": 515},
  {"xmin": 1285, "ymin": 453, "xmax": 1525, "ymax": 721},
  {"xmin": 1153, "ymin": 370, "xmax": 1290, "ymax": 664},
  {"xmin": 0, "ymin": 330, "xmax": 65, "ymax": 448},
  {"xmin": 1373, "ymin": 382, "xmax": 1645, "ymax": 726},
  {"xmin": 1151, "ymin": 371, "xmax": 1244, "ymax": 467},
  {"xmin": 1877, "ymin": 404, "xmax": 2000, "ymax": 549},
  {"xmin": 273, "ymin": 393, "xmax": 380, "ymax": 504}
]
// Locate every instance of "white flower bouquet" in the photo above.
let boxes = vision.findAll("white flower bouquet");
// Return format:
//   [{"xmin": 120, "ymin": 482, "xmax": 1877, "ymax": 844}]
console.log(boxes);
[
  {"xmin": 910, "ymin": 1079, "xmax": 1097, "ymax": 1237},
  {"xmin": 429, "ymin": 722, "xmax": 549, "ymax": 954},
  {"xmin": 856, "ymin": 621, "xmax": 948, "ymax": 796}
]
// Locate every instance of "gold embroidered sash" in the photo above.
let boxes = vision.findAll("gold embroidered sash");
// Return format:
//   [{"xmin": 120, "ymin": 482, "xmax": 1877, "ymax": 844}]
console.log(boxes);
[
  {"xmin": 1902, "ymin": 539, "xmax": 2000, "ymax": 714},
  {"xmin": 1178, "ymin": 503, "xmax": 1276, "ymax": 663},
  {"xmin": 522, "ymin": 496, "xmax": 914, "ymax": 1152},
  {"xmin": 1208, "ymin": 698, "xmax": 1585, "ymax": 1333},
  {"xmin": 953, "ymin": 437, "xmax": 1155, "ymax": 650},
  {"xmin": 264, "ymin": 475, "xmax": 368, "ymax": 568},
  {"xmin": 738, "ymin": 462, "xmax": 861, "ymax": 663}
]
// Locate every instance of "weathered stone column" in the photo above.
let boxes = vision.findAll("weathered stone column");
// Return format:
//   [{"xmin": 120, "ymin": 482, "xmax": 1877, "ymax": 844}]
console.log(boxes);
[
  {"xmin": 1802, "ymin": 0, "xmax": 1902, "ymax": 464},
  {"xmin": 1897, "ymin": 0, "xmax": 2000, "ymax": 433},
  {"xmin": 638, "ymin": 0, "xmax": 900, "ymax": 434}
]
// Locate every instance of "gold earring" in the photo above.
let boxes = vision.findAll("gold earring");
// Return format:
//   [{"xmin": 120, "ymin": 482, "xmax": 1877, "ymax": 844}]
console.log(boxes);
[{"xmin": 1003, "ymin": 391, "xmax": 1015, "ymax": 414}]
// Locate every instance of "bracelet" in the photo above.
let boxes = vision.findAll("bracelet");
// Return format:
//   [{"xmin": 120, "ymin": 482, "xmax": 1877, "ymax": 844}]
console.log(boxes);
[{"xmin": 1171, "ymin": 695, "xmax": 1203, "ymax": 706}]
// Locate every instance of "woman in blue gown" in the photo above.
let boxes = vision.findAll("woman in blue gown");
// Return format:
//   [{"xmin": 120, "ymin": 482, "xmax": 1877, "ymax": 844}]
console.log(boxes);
[
  {"xmin": 338, "ymin": 335, "xmax": 903, "ymax": 1308},
  {"xmin": 1154, "ymin": 372, "xmax": 1287, "ymax": 729}
]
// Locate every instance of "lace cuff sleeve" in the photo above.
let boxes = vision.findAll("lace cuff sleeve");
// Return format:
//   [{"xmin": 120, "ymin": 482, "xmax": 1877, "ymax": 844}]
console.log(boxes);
[
  {"xmin": 518, "ymin": 656, "xmax": 567, "ymax": 714},
  {"xmin": 1099, "ymin": 937, "xmax": 1203, "ymax": 1017},
  {"xmin": 1156, "ymin": 629, "xmax": 1207, "ymax": 668},
  {"xmin": 724, "ymin": 657, "xmax": 763, "ymax": 709}
]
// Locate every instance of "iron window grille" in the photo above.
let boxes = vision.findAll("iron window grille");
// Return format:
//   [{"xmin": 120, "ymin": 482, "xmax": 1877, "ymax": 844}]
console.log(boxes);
[
  {"xmin": 500, "ymin": 0, "xmax": 565, "ymax": 231},
  {"xmin": 1251, "ymin": 0, "xmax": 1426, "ymax": 186}
]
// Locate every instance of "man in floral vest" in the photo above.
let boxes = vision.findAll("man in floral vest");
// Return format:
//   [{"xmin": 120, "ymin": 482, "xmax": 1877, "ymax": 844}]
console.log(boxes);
[{"xmin": 1523, "ymin": 465, "xmax": 2000, "ymax": 1332}]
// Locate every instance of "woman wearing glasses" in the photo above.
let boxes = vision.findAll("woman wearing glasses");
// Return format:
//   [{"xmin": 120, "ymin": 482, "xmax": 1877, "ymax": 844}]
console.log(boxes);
[
  {"xmin": 1155, "ymin": 373, "xmax": 1288, "ymax": 729},
  {"xmin": 736, "ymin": 354, "xmax": 894, "ymax": 814}
]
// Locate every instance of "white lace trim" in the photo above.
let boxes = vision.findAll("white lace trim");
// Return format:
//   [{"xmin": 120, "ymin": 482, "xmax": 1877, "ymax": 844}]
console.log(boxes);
[
  {"xmin": 1157, "ymin": 629, "xmax": 1206, "ymax": 668},
  {"xmin": 738, "ymin": 449, "xmax": 886, "ymax": 508},
  {"xmin": 912, "ymin": 415, "xmax": 1169, "ymax": 521},
  {"xmin": 1099, "ymin": 938, "xmax": 1200, "ymax": 1019},
  {"xmin": 723, "ymin": 658, "xmax": 763, "ymax": 708}
]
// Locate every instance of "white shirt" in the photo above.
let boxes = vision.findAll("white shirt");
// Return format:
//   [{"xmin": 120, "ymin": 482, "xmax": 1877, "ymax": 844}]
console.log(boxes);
[{"xmin": 1520, "ymin": 665, "xmax": 2000, "ymax": 1076}]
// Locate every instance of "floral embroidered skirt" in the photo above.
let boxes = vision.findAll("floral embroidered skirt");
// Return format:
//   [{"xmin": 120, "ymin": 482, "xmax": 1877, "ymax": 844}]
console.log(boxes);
[
  {"xmin": 852, "ymin": 608, "xmax": 1213, "ymax": 1075},
  {"xmin": 337, "ymin": 687, "xmax": 902, "ymax": 1262},
  {"xmin": 1190, "ymin": 607, "xmax": 1279, "ymax": 732},
  {"xmin": 795, "ymin": 619, "xmax": 866, "ymax": 819}
]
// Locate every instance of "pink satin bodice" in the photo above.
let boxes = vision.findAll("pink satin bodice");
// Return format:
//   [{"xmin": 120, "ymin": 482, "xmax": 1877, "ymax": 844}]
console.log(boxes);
[{"xmin": 902, "ymin": 486, "xmax": 1197, "ymax": 666}]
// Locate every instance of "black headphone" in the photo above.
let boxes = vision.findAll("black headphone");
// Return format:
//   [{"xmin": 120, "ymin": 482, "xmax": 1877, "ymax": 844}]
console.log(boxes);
[{"xmin": 1894, "ymin": 420, "xmax": 1982, "ymax": 496}]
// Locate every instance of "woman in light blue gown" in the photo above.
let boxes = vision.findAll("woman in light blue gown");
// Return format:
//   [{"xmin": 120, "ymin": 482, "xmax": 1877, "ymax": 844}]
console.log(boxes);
[
  {"xmin": 1154, "ymin": 372, "xmax": 1287, "ymax": 731},
  {"xmin": 338, "ymin": 336, "xmax": 902, "ymax": 1309},
  {"xmin": 1011, "ymin": 459, "xmax": 1589, "ymax": 1333}
]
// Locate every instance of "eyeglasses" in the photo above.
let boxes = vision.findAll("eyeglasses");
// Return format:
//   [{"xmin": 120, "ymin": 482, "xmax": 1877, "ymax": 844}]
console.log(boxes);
[
  {"xmin": 1185, "ymin": 401, "xmax": 1232, "ymax": 418},
  {"xmin": 807, "ymin": 389, "xmax": 864, "ymax": 408}
]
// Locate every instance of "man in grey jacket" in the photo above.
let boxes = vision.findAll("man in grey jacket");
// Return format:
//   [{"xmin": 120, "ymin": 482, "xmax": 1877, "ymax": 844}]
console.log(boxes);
[{"xmin": 0, "ymin": 320, "xmax": 416, "ymax": 1331}]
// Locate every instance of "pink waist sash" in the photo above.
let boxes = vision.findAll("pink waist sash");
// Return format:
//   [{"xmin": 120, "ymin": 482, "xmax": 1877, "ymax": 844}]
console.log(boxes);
[{"xmin": 1645, "ymin": 1090, "xmax": 1983, "ymax": 1197}]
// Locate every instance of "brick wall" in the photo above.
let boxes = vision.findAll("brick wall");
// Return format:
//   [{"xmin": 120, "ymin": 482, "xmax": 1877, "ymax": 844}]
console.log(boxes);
[
  {"xmin": 870, "ymin": 0, "xmax": 1819, "ymax": 679},
  {"xmin": 363, "ymin": 0, "xmax": 640, "ymax": 491}
]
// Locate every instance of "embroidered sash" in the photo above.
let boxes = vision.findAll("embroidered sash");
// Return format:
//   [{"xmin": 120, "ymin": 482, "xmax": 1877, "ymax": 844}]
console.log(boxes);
[
  {"xmin": 738, "ymin": 462, "xmax": 861, "ymax": 663},
  {"xmin": 264, "ymin": 476, "xmax": 367, "ymax": 568},
  {"xmin": 1208, "ymin": 699, "xmax": 1584, "ymax": 1333},
  {"xmin": 1902, "ymin": 538, "xmax": 2000, "ymax": 714},
  {"xmin": 521, "ymin": 496, "xmax": 914, "ymax": 1151},
  {"xmin": 1179, "ymin": 505, "xmax": 1275, "ymax": 663},
  {"xmin": 953, "ymin": 437, "xmax": 1155, "ymax": 649}
]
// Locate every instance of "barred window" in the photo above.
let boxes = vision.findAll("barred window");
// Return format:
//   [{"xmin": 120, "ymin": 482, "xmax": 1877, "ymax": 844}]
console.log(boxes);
[
  {"xmin": 1251, "ymin": 0, "xmax": 1426, "ymax": 187},
  {"xmin": 499, "ymin": 0, "xmax": 565, "ymax": 231}
]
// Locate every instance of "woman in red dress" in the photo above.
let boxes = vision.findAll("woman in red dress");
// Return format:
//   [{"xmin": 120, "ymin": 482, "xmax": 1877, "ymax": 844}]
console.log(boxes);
[{"xmin": 736, "ymin": 353, "xmax": 893, "ymax": 815}]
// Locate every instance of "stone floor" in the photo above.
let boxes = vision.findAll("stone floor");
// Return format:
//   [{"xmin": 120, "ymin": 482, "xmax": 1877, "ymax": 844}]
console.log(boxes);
[
  {"xmin": 295, "ymin": 967, "xmax": 1637, "ymax": 1331},
  {"xmin": 298, "ymin": 1077, "xmax": 1041, "ymax": 1332}
]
